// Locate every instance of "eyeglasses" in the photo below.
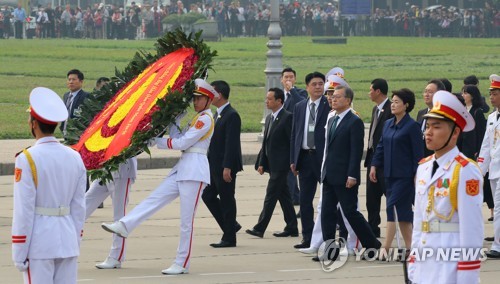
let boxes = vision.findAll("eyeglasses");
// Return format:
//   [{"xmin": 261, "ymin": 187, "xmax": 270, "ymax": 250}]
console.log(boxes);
[{"xmin": 327, "ymin": 94, "xmax": 344, "ymax": 99}]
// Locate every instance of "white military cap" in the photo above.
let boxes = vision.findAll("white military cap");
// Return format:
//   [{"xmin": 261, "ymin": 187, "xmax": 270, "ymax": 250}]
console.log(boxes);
[
  {"xmin": 193, "ymin": 78, "xmax": 219, "ymax": 99},
  {"xmin": 423, "ymin": 90, "xmax": 475, "ymax": 132},
  {"xmin": 325, "ymin": 67, "xmax": 345, "ymax": 79},
  {"xmin": 324, "ymin": 75, "xmax": 350, "ymax": 93},
  {"xmin": 29, "ymin": 87, "xmax": 68, "ymax": 125},
  {"xmin": 489, "ymin": 74, "xmax": 500, "ymax": 90}
]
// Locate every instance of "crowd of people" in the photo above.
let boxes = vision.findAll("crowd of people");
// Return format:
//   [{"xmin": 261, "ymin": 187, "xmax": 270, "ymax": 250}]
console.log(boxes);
[
  {"xmin": 11, "ymin": 62, "xmax": 500, "ymax": 283},
  {"xmin": 2, "ymin": 1, "xmax": 499, "ymax": 40},
  {"xmin": 370, "ymin": 3, "xmax": 500, "ymax": 38}
]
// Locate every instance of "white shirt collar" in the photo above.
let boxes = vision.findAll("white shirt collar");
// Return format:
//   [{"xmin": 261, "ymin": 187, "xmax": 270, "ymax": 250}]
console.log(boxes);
[
  {"xmin": 71, "ymin": 89, "xmax": 81, "ymax": 96},
  {"xmin": 309, "ymin": 97, "xmax": 320, "ymax": 108},
  {"xmin": 336, "ymin": 108, "xmax": 351, "ymax": 119},
  {"xmin": 434, "ymin": 146, "xmax": 459, "ymax": 169},
  {"xmin": 35, "ymin": 136, "xmax": 58, "ymax": 145},
  {"xmin": 216, "ymin": 102, "xmax": 230, "ymax": 115},
  {"xmin": 272, "ymin": 106, "xmax": 284, "ymax": 119},
  {"xmin": 377, "ymin": 97, "xmax": 388, "ymax": 112}
]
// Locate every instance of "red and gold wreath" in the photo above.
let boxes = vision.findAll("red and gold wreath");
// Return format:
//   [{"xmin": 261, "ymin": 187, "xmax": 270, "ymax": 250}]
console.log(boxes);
[
  {"xmin": 64, "ymin": 29, "xmax": 216, "ymax": 182},
  {"xmin": 73, "ymin": 48, "xmax": 196, "ymax": 169}
]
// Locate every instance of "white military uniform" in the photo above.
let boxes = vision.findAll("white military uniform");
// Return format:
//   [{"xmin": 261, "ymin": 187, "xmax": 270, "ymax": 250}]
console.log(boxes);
[
  {"xmin": 12, "ymin": 136, "xmax": 87, "ymax": 284},
  {"xmin": 410, "ymin": 148, "xmax": 483, "ymax": 284},
  {"xmin": 478, "ymin": 109, "xmax": 500, "ymax": 252},
  {"xmin": 119, "ymin": 108, "xmax": 213, "ymax": 269},
  {"xmin": 409, "ymin": 91, "xmax": 483, "ymax": 284},
  {"xmin": 85, "ymin": 157, "xmax": 137, "ymax": 263}
]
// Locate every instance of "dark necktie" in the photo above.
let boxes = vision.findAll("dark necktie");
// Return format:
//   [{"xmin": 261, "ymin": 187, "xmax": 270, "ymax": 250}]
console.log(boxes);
[
  {"xmin": 214, "ymin": 111, "xmax": 219, "ymax": 124},
  {"xmin": 266, "ymin": 115, "xmax": 275, "ymax": 138},
  {"xmin": 431, "ymin": 161, "xmax": 439, "ymax": 177},
  {"xmin": 497, "ymin": 113, "xmax": 500, "ymax": 121},
  {"xmin": 307, "ymin": 102, "xmax": 316, "ymax": 149},
  {"xmin": 368, "ymin": 108, "xmax": 379, "ymax": 149},
  {"xmin": 66, "ymin": 92, "xmax": 74, "ymax": 111},
  {"xmin": 328, "ymin": 115, "xmax": 339, "ymax": 142}
]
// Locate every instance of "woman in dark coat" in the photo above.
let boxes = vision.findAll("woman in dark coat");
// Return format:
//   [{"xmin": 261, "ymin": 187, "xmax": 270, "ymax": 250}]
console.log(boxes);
[{"xmin": 370, "ymin": 88, "xmax": 424, "ymax": 254}]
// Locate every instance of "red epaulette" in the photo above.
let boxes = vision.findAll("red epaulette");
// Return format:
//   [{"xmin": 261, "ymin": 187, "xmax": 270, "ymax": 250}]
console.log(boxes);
[
  {"xmin": 455, "ymin": 155, "xmax": 469, "ymax": 167},
  {"xmin": 15, "ymin": 146, "xmax": 31, "ymax": 158},
  {"xmin": 419, "ymin": 155, "xmax": 434, "ymax": 165}
]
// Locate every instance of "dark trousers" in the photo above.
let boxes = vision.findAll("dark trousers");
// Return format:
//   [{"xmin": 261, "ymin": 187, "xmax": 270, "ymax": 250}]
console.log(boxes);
[
  {"xmin": 297, "ymin": 151, "xmax": 320, "ymax": 242},
  {"xmin": 202, "ymin": 170, "xmax": 237, "ymax": 243},
  {"xmin": 287, "ymin": 170, "xmax": 300, "ymax": 203},
  {"xmin": 14, "ymin": 21, "xmax": 23, "ymax": 38},
  {"xmin": 365, "ymin": 168, "xmax": 386, "ymax": 236},
  {"xmin": 321, "ymin": 177, "xmax": 380, "ymax": 249},
  {"xmin": 254, "ymin": 170, "xmax": 297, "ymax": 233},
  {"xmin": 484, "ymin": 172, "xmax": 494, "ymax": 209}
]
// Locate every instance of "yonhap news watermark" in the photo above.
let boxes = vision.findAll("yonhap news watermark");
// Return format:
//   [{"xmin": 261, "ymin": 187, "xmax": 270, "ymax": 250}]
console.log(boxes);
[{"xmin": 318, "ymin": 238, "xmax": 487, "ymax": 272}]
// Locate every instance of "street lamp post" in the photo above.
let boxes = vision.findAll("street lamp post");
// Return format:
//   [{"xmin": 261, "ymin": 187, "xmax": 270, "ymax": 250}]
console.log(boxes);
[{"xmin": 258, "ymin": 0, "xmax": 283, "ymax": 142}]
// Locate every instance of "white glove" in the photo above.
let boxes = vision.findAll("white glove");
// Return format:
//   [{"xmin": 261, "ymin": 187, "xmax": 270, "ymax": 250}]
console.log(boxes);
[
  {"xmin": 156, "ymin": 137, "xmax": 169, "ymax": 149},
  {"xmin": 14, "ymin": 261, "xmax": 28, "ymax": 272},
  {"xmin": 146, "ymin": 138, "xmax": 157, "ymax": 147}
]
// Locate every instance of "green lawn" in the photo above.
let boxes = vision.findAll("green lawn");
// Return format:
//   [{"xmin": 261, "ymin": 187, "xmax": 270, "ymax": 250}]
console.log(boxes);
[{"xmin": 0, "ymin": 36, "xmax": 498, "ymax": 138}]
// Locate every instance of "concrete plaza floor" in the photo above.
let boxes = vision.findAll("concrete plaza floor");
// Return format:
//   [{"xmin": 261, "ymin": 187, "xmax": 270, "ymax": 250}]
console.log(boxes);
[{"xmin": 1, "ymin": 164, "xmax": 499, "ymax": 283}]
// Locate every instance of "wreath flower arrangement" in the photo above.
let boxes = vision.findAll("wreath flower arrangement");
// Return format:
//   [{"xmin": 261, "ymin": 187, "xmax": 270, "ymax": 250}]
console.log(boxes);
[{"xmin": 65, "ymin": 29, "xmax": 216, "ymax": 183}]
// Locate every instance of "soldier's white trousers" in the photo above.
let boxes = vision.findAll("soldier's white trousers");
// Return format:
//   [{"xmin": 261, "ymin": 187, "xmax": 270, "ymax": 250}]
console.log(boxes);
[
  {"xmin": 310, "ymin": 185, "xmax": 359, "ymax": 251},
  {"xmin": 24, "ymin": 257, "xmax": 77, "ymax": 284},
  {"xmin": 121, "ymin": 173, "xmax": 206, "ymax": 269},
  {"xmin": 86, "ymin": 177, "xmax": 133, "ymax": 262},
  {"xmin": 491, "ymin": 178, "xmax": 500, "ymax": 251}
]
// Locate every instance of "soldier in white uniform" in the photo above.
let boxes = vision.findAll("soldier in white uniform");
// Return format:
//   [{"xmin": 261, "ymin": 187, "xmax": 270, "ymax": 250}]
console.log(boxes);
[
  {"xmin": 102, "ymin": 78, "xmax": 218, "ymax": 275},
  {"xmin": 478, "ymin": 74, "xmax": 500, "ymax": 259},
  {"xmin": 409, "ymin": 91, "xmax": 483, "ymax": 284},
  {"xmin": 85, "ymin": 157, "xmax": 137, "ymax": 269},
  {"xmin": 12, "ymin": 87, "xmax": 86, "ymax": 284}
]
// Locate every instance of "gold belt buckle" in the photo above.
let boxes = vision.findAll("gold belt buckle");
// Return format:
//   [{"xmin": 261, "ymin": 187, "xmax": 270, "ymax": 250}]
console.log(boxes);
[{"xmin": 421, "ymin": 221, "xmax": 430, "ymax": 232}]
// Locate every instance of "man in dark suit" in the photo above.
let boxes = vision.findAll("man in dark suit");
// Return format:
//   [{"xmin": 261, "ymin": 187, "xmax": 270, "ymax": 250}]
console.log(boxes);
[
  {"xmin": 281, "ymin": 67, "xmax": 307, "ymax": 206},
  {"xmin": 60, "ymin": 69, "xmax": 89, "ymax": 136},
  {"xmin": 202, "ymin": 80, "xmax": 243, "ymax": 248},
  {"xmin": 417, "ymin": 79, "xmax": 446, "ymax": 157},
  {"xmin": 364, "ymin": 78, "xmax": 393, "ymax": 238},
  {"xmin": 246, "ymin": 88, "xmax": 298, "ymax": 238},
  {"xmin": 290, "ymin": 72, "xmax": 329, "ymax": 249},
  {"xmin": 282, "ymin": 67, "xmax": 308, "ymax": 112},
  {"xmin": 320, "ymin": 85, "xmax": 381, "ymax": 260}
]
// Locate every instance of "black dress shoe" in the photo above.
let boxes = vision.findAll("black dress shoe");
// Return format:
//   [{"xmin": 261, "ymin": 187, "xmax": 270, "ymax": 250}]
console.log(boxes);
[
  {"xmin": 485, "ymin": 236, "xmax": 495, "ymax": 241},
  {"xmin": 488, "ymin": 217, "xmax": 494, "ymax": 221},
  {"xmin": 235, "ymin": 222, "xmax": 242, "ymax": 233},
  {"xmin": 273, "ymin": 231, "xmax": 299, "ymax": 237},
  {"xmin": 210, "ymin": 240, "xmax": 236, "ymax": 248},
  {"xmin": 245, "ymin": 229, "xmax": 264, "ymax": 238},
  {"xmin": 312, "ymin": 256, "xmax": 320, "ymax": 262},
  {"xmin": 294, "ymin": 241, "xmax": 311, "ymax": 249},
  {"xmin": 486, "ymin": 250, "xmax": 500, "ymax": 259}
]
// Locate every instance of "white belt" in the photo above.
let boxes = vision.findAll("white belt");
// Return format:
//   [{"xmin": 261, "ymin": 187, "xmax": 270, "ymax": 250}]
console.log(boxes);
[
  {"xmin": 419, "ymin": 221, "xmax": 459, "ymax": 233},
  {"xmin": 182, "ymin": 147, "xmax": 207, "ymax": 155},
  {"xmin": 35, "ymin": 206, "xmax": 70, "ymax": 216}
]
